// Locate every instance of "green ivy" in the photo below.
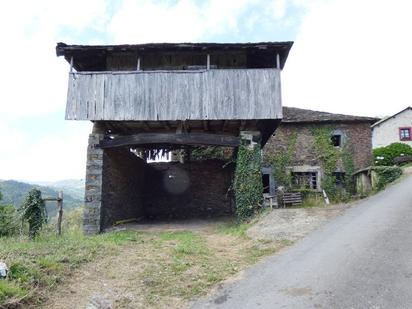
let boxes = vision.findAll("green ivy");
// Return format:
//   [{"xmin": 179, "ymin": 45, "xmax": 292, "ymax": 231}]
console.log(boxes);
[
  {"xmin": 342, "ymin": 140, "xmax": 355, "ymax": 195},
  {"xmin": 190, "ymin": 146, "xmax": 232, "ymax": 161},
  {"xmin": 234, "ymin": 142, "xmax": 263, "ymax": 221},
  {"xmin": 267, "ymin": 132, "xmax": 297, "ymax": 189},
  {"xmin": 20, "ymin": 189, "xmax": 47, "ymax": 239},
  {"xmin": 311, "ymin": 128, "xmax": 340, "ymax": 199}
]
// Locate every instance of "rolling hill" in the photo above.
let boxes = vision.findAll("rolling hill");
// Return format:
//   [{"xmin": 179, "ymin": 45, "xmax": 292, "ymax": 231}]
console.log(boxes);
[{"xmin": 0, "ymin": 180, "xmax": 83, "ymax": 217}]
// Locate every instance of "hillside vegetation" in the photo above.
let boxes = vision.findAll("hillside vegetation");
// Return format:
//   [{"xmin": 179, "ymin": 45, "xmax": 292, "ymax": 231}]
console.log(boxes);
[{"xmin": 0, "ymin": 180, "xmax": 83, "ymax": 217}]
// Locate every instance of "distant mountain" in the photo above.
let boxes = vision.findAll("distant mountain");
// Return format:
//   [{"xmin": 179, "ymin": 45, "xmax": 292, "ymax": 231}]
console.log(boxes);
[
  {"xmin": 0, "ymin": 180, "xmax": 83, "ymax": 217},
  {"xmin": 30, "ymin": 179, "xmax": 85, "ymax": 201}
]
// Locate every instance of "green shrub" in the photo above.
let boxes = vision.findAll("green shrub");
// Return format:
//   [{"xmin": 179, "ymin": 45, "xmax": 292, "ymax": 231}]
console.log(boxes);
[
  {"xmin": 372, "ymin": 166, "xmax": 403, "ymax": 190},
  {"xmin": 268, "ymin": 133, "xmax": 297, "ymax": 189},
  {"xmin": 20, "ymin": 189, "xmax": 47, "ymax": 239},
  {"xmin": 0, "ymin": 204, "xmax": 19, "ymax": 237},
  {"xmin": 373, "ymin": 143, "xmax": 412, "ymax": 166}
]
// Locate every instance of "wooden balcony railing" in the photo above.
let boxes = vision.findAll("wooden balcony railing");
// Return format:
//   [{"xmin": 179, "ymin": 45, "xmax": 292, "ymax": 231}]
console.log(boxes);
[{"xmin": 65, "ymin": 68, "xmax": 282, "ymax": 121}]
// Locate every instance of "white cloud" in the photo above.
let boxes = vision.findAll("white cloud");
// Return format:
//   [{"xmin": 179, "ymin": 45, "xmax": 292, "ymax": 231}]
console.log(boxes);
[
  {"xmin": 0, "ymin": 0, "xmax": 104, "ymax": 181},
  {"xmin": 1, "ymin": 122, "xmax": 92, "ymax": 182},
  {"xmin": 4, "ymin": 0, "xmax": 411, "ymax": 182},
  {"xmin": 108, "ymin": 0, "xmax": 266, "ymax": 43},
  {"xmin": 282, "ymin": 0, "xmax": 412, "ymax": 117},
  {"xmin": 0, "ymin": 0, "xmax": 109, "ymax": 118}
]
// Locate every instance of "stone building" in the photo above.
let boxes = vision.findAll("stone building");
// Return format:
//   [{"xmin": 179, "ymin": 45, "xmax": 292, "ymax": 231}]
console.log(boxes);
[
  {"xmin": 371, "ymin": 107, "xmax": 412, "ymax": 148},
  {"xmin": 56, "ymin": 41, "xmax": 293, "ymax": 233},
  {"xmin": 263, "ymin": 107, "xmax": 378, "ymax": 191}
]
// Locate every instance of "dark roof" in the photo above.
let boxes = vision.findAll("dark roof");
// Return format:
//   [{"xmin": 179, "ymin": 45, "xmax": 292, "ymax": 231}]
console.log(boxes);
[
  {"xmin": 56, "ymin": 41, "xmax": 293, "ymax": 70},
  {"xmin": 371, "ymin": 106, "xmax": 412, "ymax": 128},
  {"xmin": 282, "ymin": 107, "xmax": 379, "ymax": 124}
]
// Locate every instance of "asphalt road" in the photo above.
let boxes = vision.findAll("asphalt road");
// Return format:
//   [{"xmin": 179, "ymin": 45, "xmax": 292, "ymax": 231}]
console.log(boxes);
[{"xmin": 192, "ymin": 174, "xmax": 412, "ymax": 309}]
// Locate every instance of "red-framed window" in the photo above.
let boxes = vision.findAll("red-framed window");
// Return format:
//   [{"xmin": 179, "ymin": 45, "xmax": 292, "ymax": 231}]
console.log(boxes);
[{"xmin": 399, "ymin": 127, "xmax": 412, "ymax": 141}]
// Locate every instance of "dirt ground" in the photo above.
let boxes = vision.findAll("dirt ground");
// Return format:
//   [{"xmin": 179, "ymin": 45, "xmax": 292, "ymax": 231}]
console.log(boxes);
[
  {"xmin": 42, "ymin": 219, "xmax": 274, "ymax": 309},
  {"xmin": 247, "ymin": 204, "xmax": 353, "ymax": 242},
  {"xmin": 43, "ymin": 206, "xmax": 356, "ymax": 309}
]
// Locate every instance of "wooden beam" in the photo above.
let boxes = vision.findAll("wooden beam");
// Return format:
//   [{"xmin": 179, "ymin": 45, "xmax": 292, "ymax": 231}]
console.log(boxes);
[
  {"xmin": 240, "ymin": 120, "xmax": 247, "ymax": 131},
  {"xmin": 70, "ymin": 56, "xmax": 73, "ymax": 73},
  {"xmin": 163, "ymin": 121, "xmax": 171, "ymax": 130},
  {"xmin": 141, "ymin": 121, "xmax": 150, "ymax": 131},
  {"xmin": 221, "ymin": 120, "xmax": 228, "ymax": 132},
  {"xmin": 176, "ymin": 121, "xmax": 183, "ymax": 133},
  {"xmin": 184, "ymin": 121, "xmax": 190, "ymax": 132},
  {"xmin": 97, "ymin": 133, "xmax": 240, "ymax": 149},
  {"xmin": 137, "ymin": 57, "xmax": 141, "ymax": 71},
  {"xmin": 202, "ymin": 120, "xmax": 209, "ymax": 131}
]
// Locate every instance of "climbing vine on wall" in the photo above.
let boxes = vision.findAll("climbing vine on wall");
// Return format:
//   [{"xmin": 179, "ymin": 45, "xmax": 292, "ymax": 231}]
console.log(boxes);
[
  {"xmin": 311, "ymin": 128, "xmax": 340, "ymax": 199},
  {"xmin": 267, "ymin": 132, "xmax": 297, "ymax": 189},
  {"xmin": 311, "ymin": 127, "xmax": 356, "ymax": 201},
  {"xmin": 342, "ymin": 140, "xmax": 355, "ymax": 194},
  {"xmin": 190, "ymin": 146, "xmax": 232, "ymax": 161},
  {"xmin": 234, "ymin": 141, "xmax": 263, "ymax": 221}
]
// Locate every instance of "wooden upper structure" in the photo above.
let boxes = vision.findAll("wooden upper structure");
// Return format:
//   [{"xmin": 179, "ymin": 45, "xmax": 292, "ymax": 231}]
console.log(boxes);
[{"xmin": 57, "ymin": 42, "xmax": 293, "ymax": 146}]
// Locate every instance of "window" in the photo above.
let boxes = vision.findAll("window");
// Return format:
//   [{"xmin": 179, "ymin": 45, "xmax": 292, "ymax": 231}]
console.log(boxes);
[
  {"xmin": 262, "ymin": 174, "xmax": 270, "ymax": 194},
  {"xmin": 399, "ymin": 128, "xmax": 411, "ymax": 141},
  {"xmin": 331, "ymin": 134, "xmax": 342, "ymax": 147},
  {"xmin": 292, "ymin": 172, "xmax": 318, "ymax": 190}
]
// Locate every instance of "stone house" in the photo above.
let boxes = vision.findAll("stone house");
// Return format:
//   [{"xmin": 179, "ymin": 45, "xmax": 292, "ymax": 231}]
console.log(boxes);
[
  {"xmin": 262, "ymin": 107, "xmax": 378, "ymax": 192},
  {"xmin": 371, "ymin": 107, "xmax": 412, "ymax": 148}
]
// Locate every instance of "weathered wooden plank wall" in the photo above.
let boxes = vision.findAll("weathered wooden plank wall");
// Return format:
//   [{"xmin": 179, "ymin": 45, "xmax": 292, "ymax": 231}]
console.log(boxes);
[{"xmin": 66, "ymin": 68, "xmax": 282, "ymax": 121}]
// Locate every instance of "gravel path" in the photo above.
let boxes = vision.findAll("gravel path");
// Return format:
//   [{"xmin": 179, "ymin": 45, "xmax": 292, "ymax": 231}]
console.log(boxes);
[{"xmin": 247, "ymin": 204, "xmax": 352, "ymax": 242}]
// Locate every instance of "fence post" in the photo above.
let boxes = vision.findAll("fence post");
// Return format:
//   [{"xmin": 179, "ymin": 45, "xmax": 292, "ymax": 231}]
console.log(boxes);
[{"xmin": 57, "ymin": 191, "xmax": 63, "ymax": 236}]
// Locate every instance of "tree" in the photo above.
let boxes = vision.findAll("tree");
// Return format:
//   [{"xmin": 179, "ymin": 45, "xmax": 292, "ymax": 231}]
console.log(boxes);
[
  {"xmin": 20, "ymin": 189, "xmax": 47, "ymax": 238},
  {"xmin": 0, "ymin": 189, "xmax": 19, "ymax": 236}
]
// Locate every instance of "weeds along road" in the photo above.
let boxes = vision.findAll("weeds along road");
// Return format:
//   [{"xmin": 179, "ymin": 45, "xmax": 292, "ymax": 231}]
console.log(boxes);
[{"xmin": 192, "ymin": 174, "xmax": 412, "ymax": 309}]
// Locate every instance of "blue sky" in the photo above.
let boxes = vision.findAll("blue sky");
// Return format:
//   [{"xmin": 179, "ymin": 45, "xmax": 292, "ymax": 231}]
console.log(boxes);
[{"xmin": 1, "ymin": 0, "xmax": 412, "ymax": 181}]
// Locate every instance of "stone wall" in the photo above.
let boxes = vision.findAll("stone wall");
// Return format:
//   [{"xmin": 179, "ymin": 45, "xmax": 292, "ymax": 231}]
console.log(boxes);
[
  {"xmin": 263, "ymin": 122, "xmax": 373, "ymax": 171},
  {"xmin": 143, "ymin": 160, "xmax": 234, "ymax": 219},
  {"xmin": 101, "ymin": 148, "xmax": 146, "ymax": 229},
  {"xmin": 83, "ymin": 133, "xmax": 104, "ymax": 234}
]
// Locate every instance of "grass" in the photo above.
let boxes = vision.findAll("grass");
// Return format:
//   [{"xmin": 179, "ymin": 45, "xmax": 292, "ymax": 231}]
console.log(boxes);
[
  {"xmin": 0, "ymin": 229, "xmax": 142, "ymax": 307},
  {"xmin": 0, "ymin": 219, "xmax": 287, "ymax": 308}
]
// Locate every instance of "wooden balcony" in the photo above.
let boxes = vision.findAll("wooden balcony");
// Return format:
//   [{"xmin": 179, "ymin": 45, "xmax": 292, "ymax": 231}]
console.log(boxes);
[{"xmin": 65, "ymin": 68, "xmax": 282, "ymax": 121}]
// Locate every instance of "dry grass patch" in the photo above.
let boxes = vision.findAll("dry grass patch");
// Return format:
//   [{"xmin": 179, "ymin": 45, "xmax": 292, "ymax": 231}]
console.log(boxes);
[{"xmin": 1, "ymin": 220, "xmax": 291, "ymax": 309}]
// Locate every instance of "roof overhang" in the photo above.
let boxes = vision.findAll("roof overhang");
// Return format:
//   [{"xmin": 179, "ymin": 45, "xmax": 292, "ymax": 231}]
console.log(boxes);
[
  {"xmin": 371, "ymin": 107, "xmax": 412, "ymax": 128},
  {"xmin": 56, "ymin": 41, "xmax": 293, "ymax": 71}
]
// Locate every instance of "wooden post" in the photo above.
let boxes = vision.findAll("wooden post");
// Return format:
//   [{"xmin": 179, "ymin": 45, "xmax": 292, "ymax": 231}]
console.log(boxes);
[
  {"xmin": 57, "ymin": 191, "xmax": 63, "ymax": 236},
  {"xmin": 70, "ymin": 57, "xmax": 74, "ymax": 73},
  {"xmin": 276, "ymin": 53, "xmax": 280, "ymax": 70},
  {"xmin": 137, "ymin": 57, "xmax": 141, "ymax": 71},
  {"xmin": 207, "ymin": 54, "xmax": 210, "ymax": 70}
]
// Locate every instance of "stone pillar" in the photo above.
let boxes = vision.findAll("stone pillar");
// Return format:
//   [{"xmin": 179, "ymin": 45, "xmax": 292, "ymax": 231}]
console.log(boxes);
[{"xmin": 83, "ymin": 124, "xmax": 105, "ymax": 234}]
